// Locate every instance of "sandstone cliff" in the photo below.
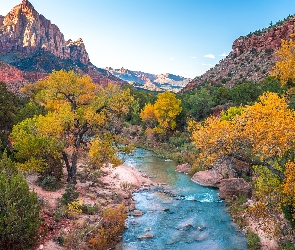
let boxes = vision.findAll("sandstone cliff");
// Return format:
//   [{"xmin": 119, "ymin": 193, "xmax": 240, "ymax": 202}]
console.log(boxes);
[
  {"xmin": 0, "ymin": 1, "xmax": 126, "ymax": 88},
  {"xmin": 0, "ymin": 0, "xmax": 89, "ymax": 64},
  {"xmin": 183, "ymin": 15, "xmax": 295, "ymax": 91}
]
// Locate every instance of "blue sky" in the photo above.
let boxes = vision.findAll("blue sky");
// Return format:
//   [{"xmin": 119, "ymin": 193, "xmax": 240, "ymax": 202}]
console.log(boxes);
[{"xmin": 1, "ymin": 0, "xmax": 295, "ymax": 78}]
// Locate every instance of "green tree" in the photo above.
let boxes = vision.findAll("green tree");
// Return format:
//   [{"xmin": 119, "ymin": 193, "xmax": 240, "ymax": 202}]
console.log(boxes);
[
  {"xmin": 0, "ymin": 152, "xmax": 41, "ymax": 250},
  {"xmin": 0, "ymin": 82, "xmax": 19, "ymax": 149},
  {"xmin": 10, "ymin": 70, "xmax": 133, "ymax": 183}
]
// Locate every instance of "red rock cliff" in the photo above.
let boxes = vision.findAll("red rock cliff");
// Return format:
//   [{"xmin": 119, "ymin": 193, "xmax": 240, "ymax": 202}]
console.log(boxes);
[
  {"xmin": 0, "ymin": 0, "xmax": 89, "ymax": 64},
  {"xmin": 184, "ymin": 15, "xmax": 295, "ymax": 91}
]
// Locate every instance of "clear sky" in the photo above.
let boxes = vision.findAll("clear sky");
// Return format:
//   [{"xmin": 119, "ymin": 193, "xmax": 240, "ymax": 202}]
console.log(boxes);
[{"xmin": 1, "ymin": 0, "xmax": 295, "ymax": 78}]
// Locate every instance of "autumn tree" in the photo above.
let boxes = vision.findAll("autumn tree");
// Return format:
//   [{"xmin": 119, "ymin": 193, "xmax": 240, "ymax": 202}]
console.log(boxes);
[
  {"xmin": 10, "ymin": 70, "xmax": 133, "ymax": 183},
  {"xmin": 270, "ymin": 33, "xmax": 295, "ymax": 84},
  {"xmin": 190, "ymin": 92, "xmax": 295, "ymax": 234},
  {"xmin": 140, "ymin": 91, "xmax": 182, "ymax": 136}
]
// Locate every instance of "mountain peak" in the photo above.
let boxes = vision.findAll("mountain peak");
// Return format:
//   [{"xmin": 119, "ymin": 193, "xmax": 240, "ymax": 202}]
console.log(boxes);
[{"xmin": 0, "ymin": 1, "xmax": 90, "ymax": 65}]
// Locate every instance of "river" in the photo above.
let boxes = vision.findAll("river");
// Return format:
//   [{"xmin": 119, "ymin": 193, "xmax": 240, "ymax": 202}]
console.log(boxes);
[{"xmin": 118, "ymin": 148, "xmax": 247, "ymax": 250}]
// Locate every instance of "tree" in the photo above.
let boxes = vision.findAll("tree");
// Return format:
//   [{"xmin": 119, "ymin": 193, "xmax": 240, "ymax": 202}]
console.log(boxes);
[
  {"xmin": 270, "ymin": 33, "xmax": 295, "ymax": 84},
  {"xmin": 10, "ymin": 70, "xmax": 133, "ymax": 183},
  {"xmin": 140, "ymin": 102, "xmax": 157, "ymax": 128},
  {"xmin": 0, "ymin": 152, "xmax": 41, "ymax": 250},
  {"xmin": 153, "ymin": 91, "xmax": 182, "ymax": 132},
  {"xmin": 191, "ymin": 92, "xmax": 295, "ymax": 234},
  {"xmin": 191, "ymin": 92, "xmax": 294, "ymax": 178},
  {"xmin": 0, "ymin": 82, "xmax": 19, "ymax": 149}
]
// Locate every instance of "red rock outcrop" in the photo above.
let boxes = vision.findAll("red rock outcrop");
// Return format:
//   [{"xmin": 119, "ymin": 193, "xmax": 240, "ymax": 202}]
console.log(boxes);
[
  {"xmin": 219, "ymin": 178, "xmax": 252, "ymax": 200},
  {"xmin": 0, "ymin": 61, "xmax": 26, "ymax": 93},
  {"xmin": 184, "ymin": 15, "xmax": 295, "ymax": 91},
  {"xmin": 0, "ymin": 1, "xmax": 127, "ymax": 92},
  {"xmin": 0, "ymin": 0, "xmax": 89, "ymax": 64}
]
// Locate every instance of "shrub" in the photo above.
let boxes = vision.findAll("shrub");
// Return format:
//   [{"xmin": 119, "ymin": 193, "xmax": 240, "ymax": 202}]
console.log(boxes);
[
  {"xmin": 39, "ymin": 175, "xmax": 62, "ymax": 191},
  {"xmin": 67, "ymin": 200, "xmax": 82, "ymax": 218},
  {"xmin": 0, "ymin": 153, "xmax": 41, "ymax": 250},
  {"xmin": 88, "ymin": 204, "xmax": 127, "ymax": 249},
  {"xmin": 81, "ymin": 203, "xmax": 99, "ymax": 215},
  {"xmin": 61, "ymin": 184, "xmax": 79, "ymax": 205},
  {"xmin": 246, "ymin": 230, "xmax": 260, "ymax": 250}
]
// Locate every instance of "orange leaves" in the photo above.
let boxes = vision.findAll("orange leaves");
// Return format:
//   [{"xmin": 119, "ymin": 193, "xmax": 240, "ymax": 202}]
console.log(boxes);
[
  {"xmin": 140, "ymin": 103, "xmax": 157, "ymax": 127},
  {"xmin": 191, "ymin": 92, "xmax": 295, "ymax": 168},
  {"xmin": 270, "ymin": 35, "xmax": 295, "ymax": 84},
  {"xmin": 154, "ymin": 91, "xmax": 182, "ymax": 131}
]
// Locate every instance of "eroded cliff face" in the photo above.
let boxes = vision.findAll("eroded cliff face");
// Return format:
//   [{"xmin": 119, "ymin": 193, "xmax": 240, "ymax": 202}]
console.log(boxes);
[
  {"xmin": 183, "ymin": 16, "xmax": 295, "ymax": 91},
  {"xmin": 0, "ymin": 0, "xmax": 89, "ymax": 64},
  {"xmin": 0, "ymin": 1, "xmax": 126, "ymax": 89}
]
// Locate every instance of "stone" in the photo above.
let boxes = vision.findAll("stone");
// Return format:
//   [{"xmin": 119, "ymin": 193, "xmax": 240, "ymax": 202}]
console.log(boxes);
[
  {"xmin": 219, "ymin": 178, "xmax": 252, "ymax": 200},
  {"xmin": 175, "ymin": 163, "xmax": 191, "ymax": 174},
  {"xmin": 191, "ymin": 169, "xmax": 223, "ymax": 188},
  {"xmin": 133, "ymin": 210, "xmax": 144, "ymax": 216},
  {"xmin": 138, "ymin": 233, "xmax": 154, "ymax": 239}
]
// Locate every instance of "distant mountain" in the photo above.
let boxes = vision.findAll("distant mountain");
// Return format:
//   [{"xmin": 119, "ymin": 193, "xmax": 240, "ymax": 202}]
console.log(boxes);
[
  {"xmin": 106, "ymin": 67, "xmax": 190, "ymax": 92},
  {"xmin": 183, "ymin": 14, "xmax": 295, "ymax": 91},
  {"xmin": 0, "ymin": 0, "xmax": 126, "ymax": 92}
]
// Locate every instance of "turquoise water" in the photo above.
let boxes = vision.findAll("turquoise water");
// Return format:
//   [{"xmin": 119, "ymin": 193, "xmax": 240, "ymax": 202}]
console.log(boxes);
[{"xmin": 119, "ymin": 148, "xmax": 247, "ymax": 250}]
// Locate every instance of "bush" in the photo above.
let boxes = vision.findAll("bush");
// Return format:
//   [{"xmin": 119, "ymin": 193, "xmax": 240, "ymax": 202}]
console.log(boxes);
[
  {"xmin": 246, "ymin": 230, "xmax": 261, "ymax": 250},
  {"xmin": 39, "ymin": 175, "xmax": 62, "ymax": 191},
  {"xmin": 0, "ymin": 153, "xmax": 41, "ymax": 250},
  {"xmin": 279, "ymin": 241, "xmax": 295, "ymax": 250},
  {"xmin": 88, "ymin": 204, "xmax": 127, "ymax": 249},
  {"xmin": 61, "ymin": 184, "xmax": 79, "ymax": 205}
]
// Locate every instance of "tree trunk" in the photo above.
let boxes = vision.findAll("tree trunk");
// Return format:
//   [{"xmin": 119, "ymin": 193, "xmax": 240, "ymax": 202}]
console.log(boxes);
[{"xmin": 62, "ymin": 151, "xmax": 77, "ymax": 184}]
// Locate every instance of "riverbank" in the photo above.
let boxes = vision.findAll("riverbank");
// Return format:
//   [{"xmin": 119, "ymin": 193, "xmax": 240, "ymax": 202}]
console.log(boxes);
[{"xmin": 27, "ymin": 163, "xmax": 155, "ymax": 250}]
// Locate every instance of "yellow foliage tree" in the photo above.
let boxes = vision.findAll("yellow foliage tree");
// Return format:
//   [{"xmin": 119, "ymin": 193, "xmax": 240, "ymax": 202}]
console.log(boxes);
[
  {"xmin": 140, "ymin": 103, "xmax": 157, "ymax": 128},
  {"xmin": 191, "ymin": 92, "xmax": 295, "ymax": 234},
  {"xmin": 140, "ymin": 91, "xmax": 182, "ymax": 137},
  {"xmin": 192, "ymin": 92, "xmax": 295, "ymax": 178},
  {"xmin": 154, "ymin": 91, "xmax": 182, "ymax": 132},
  {"xmin": 10, "ymin": 70, "xmax": 133, "ymax": 183},
  {"xmin": 270, "ymin": 33, "xmax": 295, "ymax": 84}
]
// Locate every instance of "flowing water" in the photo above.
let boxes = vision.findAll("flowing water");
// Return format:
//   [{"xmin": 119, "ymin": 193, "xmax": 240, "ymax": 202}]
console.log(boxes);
[{"xmin": 118, "ymin": 148, "xmax": 247, "ymax": 250}]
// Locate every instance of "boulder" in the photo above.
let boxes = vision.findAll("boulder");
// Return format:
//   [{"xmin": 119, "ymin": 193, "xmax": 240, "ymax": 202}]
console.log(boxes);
[
  {"xmin": 133, "ymin": 210, "xmax": 144, "ymax": 216},
  {"xmin": 138, "ymin": 233, "xmax": 154, "ymax": 239},
  {"xmin": 175, "ymin": 163, "xmax": 191, "ymax": 173},
  {"xmin": 191, "ymin": 169, "xmax": 223, "ymax": 187},
  {"xmin": 219, "ymin": 178, "xmax": 252, "ymax": 200}
]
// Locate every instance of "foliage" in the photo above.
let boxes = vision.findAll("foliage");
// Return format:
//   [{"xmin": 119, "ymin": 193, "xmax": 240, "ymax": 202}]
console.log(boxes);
[
  {"xmin": 0, "ymin": 82, "xmax": 19, "ymax": 149},
  {"xmin": 39, "ymin": 175, "xmax": 62, "ymax": 191},
  {"xmin": 10, "ymin": 116, "xmax": 64, "ymax": 176},
  {"xmin": 191, "ymin": 92, "xmax": 295, "ymax": 233},
  {"xmin": 61, "ymin": 184, "xmax": 79, "ymax": 206},
  {"xmin": 89, "ymin": 133, "xmax": 122, "ymax": 168},
  {"xmin": 278, "ymin": 241, "xmax": 295, "ymax": 250},
  {"xmin": 0, "ymin": 152, "xmax": 41, "ymax": 250},
  {"xmin": 11, "ymin": 70, "xmax": 133, "ymax": 183},
  {"xmin": 230, "ymin": 82, "xmax": 263, "ymax": 105},
  {"xmin": 88, "ymin": 204, "xmax": 127, "ymax": 250},
  {"xmin": 81, "ymin": 203, "xmax": 99, "ymax": 215},
  {"xmin": 271, "ymin": 33, "xmax": 295, "ymax": 85},
  {"xmin": 67, "ymin": 199, "xmax": 82, "ymax": 218},
  {"xmin": 246, "ymin": 230, "xmax": 261, "ymax": 250},
  {"xmin": 140, "ymin": 91, "xmax": 182, "ymax": 139},
  {"xmin": 220, "ymin": 106, "xmax": 244, "ymax": 121}
]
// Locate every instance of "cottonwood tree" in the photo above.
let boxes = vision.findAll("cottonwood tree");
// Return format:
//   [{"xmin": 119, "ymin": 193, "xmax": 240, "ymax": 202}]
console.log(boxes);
[
  {"xmin": 270, "ymin": 33, "xmax": 295, "ymax": 85},
  {"xmin": 190, "ymin": 92, "xmax": 295, "ymax": 235},
  {"xmin": 140, "ymin": 91, "xmax": 182, "ymax": 136},
  {"xmin": 10, "ymin": 70, "xmax": 133, "ymax": 183}
]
